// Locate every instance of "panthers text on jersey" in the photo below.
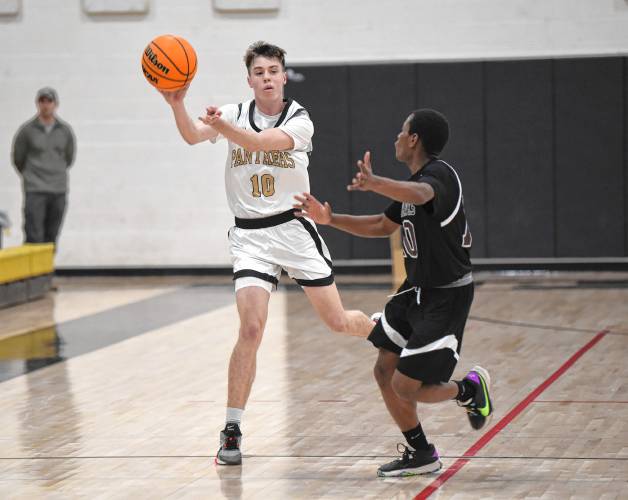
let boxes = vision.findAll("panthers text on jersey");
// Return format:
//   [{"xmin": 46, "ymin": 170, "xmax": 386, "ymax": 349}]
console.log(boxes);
[{"xmin": 212, "ymin": 99, "xmax": 313, "ymax": 219}]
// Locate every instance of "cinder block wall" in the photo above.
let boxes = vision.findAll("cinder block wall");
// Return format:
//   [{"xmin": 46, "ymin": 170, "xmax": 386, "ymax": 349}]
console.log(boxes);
[{"xmin": 1, "ymin": 0, "xmax": 626, "ymax": 267}]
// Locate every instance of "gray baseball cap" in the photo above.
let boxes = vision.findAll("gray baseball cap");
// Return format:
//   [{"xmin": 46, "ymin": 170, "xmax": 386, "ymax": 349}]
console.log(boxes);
[{"xmin": 36, "ymin": 87, "xmax": 58, "ymax": 102}]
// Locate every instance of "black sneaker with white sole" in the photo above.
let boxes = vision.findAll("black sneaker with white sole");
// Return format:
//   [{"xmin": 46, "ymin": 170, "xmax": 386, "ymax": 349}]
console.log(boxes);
[
  {"xmin": 216, "ymin": 423, "xmax": 242, "ymax": 465},
  {"xmin": 377, "ymin": 443, "xmax": 442, "ymax": 477}
]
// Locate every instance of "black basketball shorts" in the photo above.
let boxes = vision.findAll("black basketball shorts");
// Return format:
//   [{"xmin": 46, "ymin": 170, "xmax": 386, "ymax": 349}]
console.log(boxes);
[{"xmin": 368, "ymin": 279, "xmax": 474, "ymax": 384}]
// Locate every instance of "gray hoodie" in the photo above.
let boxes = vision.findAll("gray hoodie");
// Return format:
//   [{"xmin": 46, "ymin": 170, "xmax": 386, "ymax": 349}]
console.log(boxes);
[{"xmin": 11, "ymin": 116, "xmax": 76, "ymax": 193}]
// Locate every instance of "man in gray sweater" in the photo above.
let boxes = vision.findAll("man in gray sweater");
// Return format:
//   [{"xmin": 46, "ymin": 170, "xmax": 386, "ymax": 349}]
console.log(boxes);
[{"xmin": 11, "ymin": 87, "xmax": 75, "ymax": 248}]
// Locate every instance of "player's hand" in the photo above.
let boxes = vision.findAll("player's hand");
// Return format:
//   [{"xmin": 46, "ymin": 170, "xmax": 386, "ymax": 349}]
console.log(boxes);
[
  {"xmin": 198, "ymin": 106, "xmax": 223, "ymax": 126},
  {"xmin": 159, "ymin": 85, "xmax": 189, "ymax": 105},
  {"xmin": 348, "ymin": 151, "xmax": 376, "ymax": 192},
  {"xmin": 293, "ymin": 193, "xmax": 332, "ymax": 225}
]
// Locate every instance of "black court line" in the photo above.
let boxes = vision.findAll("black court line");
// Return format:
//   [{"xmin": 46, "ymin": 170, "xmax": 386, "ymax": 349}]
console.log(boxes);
[
  {"xmin": 0, "ymin": 286, "xmax": 235, "ymax": 383},
  {"xmin": 468, "ymin": 315, "xmax": 628, "ymax": 336},
  {"xmin": 2, "ymin": 454, "xmax": 627, "ymax": 461},
  {"xmin": 514, "ymin": 280, "xmax": 628, "ymax": 290}
]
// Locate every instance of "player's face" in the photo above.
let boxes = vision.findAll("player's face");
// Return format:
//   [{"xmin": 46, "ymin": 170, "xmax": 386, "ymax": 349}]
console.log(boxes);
[
  {"xmin": 247, "ymin": 56, "xmax": 287, "ymax": 101},
  {"xmin": 394, "ymin": 115, "xmax": 416, "ymax": 162},
  {"xmin": 36, "ymin": 97, "xmax": 57, "ymax": 119}
]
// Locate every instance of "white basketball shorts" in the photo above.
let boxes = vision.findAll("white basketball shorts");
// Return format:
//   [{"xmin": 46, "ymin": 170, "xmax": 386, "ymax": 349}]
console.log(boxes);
[{"xmin": 229, "ymin": 209, "xmax": 334, "ymax": 293}]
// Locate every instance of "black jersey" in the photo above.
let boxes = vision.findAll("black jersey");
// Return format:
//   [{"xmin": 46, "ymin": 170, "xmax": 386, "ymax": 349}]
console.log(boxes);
[{"xmin": 385, "ymin": 159, "xmax": 472, "ymax": 288}]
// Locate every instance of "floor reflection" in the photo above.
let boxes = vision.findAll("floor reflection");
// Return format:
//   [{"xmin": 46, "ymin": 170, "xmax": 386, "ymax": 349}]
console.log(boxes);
[
  {"xmin": 0, "ymin": 327, "xmax": 63, "ymax": 382},
  {"xmin": 18, "ymin": 356, "xmax": 82, "ymax": 487},
  {"xmin": 216, "ymin": 462, "xmax": 243, "ymax": 500},
  {"xmin": 0, "ymin": 286, "xmax": 235, "ymax": 382}
]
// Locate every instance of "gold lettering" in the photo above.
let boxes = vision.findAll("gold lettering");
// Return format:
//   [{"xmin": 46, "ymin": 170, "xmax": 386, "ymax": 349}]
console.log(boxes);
[
  {"xmin": 244, "ymin": 150, "xmax": 253, "ymax": 164},
  {"xmin": 286, "ymin": 154, "xmax": 295, "ymax": 169},
  {"xmin": 271, "ymin": 151, "xmax": 280, "ymax": 167}
]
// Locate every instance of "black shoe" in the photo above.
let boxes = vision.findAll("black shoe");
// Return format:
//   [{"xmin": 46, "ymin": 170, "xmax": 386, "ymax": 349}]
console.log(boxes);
[
  {"xmin": 458, "ymin": 365, "xmax": 493, "ymax": 430},
  {"xmin": 216, "ymin": 423, "xmax": 242, "ymax": 465},
  {"xmin": 377, "ymin": 443, "xmax": 442, "ymax": 477}
]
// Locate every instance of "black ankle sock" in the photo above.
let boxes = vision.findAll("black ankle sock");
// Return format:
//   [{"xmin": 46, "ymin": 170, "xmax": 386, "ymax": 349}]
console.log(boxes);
[
  {"xmin": 455, "ymin": 380, "xmax": 476, "ymax": 402},
  {"xmin": 402, "ymin": 424, "xmax": 429, "ymax": 451}
]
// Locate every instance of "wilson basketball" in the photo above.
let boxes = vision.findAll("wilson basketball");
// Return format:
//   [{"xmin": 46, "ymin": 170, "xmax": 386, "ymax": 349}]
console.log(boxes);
[{"xmin": 141, "ymin": 34, "xmax": 197, "ymax": 91}]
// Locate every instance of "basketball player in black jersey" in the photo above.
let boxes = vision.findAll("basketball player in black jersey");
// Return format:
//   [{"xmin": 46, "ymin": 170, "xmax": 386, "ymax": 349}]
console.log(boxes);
[{"xmin": 294, "ymin": 109, "xmax": 493, "ymax": 477}]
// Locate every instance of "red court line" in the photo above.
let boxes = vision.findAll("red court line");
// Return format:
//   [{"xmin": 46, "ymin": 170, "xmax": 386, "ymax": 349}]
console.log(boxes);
[
  {"xmin": 414, "ymin": 329, "xmax": 608, "ymax": 500},
  {"xmin": 534, "ymin": 400, "xmax": 628, "ymax": 404}
]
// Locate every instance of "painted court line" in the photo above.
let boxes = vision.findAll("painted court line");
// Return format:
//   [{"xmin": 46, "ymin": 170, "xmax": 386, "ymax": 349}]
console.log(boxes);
[{"xmin": 414, "ymin": 329, "xmax": 608, "ymax": 500}]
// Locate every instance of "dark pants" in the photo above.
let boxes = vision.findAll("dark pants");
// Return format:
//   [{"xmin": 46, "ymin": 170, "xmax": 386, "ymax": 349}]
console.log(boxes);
[{"xmin": 24, "ymin": 192, "xmax": 67, "ymax": 247}]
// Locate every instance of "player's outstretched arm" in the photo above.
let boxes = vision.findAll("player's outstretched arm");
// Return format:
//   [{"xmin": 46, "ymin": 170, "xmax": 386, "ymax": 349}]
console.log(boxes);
[
  {"xmin": 348, "ymin": 151, "xmax": 435, "ymax": 205},
  {"xmin": 199, "ymin": 107, "xmax": 293, "ymax": 151},
  {"xmin": 294, "ymin": 193, "xmax": 398, "ymax": 238},
  {"xmin": 160, "ymin": 87, "xmax": 218, "ymax": 145}
]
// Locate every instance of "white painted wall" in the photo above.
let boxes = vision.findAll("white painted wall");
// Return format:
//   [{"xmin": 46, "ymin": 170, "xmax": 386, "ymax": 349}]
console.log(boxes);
[{"xmin": 1, "ymin": 0, "xmax": 627, "ymax": 267}]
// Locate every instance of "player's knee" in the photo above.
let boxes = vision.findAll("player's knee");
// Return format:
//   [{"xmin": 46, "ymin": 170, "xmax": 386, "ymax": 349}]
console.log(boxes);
[
  {"xmin": 391, "ymin": 373, "xmax": 418, "ymax": 401},
  {"xmin": 325, "ymin": 314, "xmax": 349, "ymax": 334},
  {"xmin": 238, "ymin": 321, "xmax": 264, "ymax": 344},
  {"xmin": 373, "ymin": 361, "xmax": 393, "ymax": 388}
]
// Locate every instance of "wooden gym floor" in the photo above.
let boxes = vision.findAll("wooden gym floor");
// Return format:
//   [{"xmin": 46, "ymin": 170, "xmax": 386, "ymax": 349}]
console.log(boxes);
[{"xmin": 0, "ymin": 272, "xmax": 627, "ymax": 499}]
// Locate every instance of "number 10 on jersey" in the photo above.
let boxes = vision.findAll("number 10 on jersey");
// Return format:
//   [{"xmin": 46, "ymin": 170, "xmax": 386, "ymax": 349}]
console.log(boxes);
[{"xmin": 250, "ymin": 174, "xmax": 275, "ymax": 197}]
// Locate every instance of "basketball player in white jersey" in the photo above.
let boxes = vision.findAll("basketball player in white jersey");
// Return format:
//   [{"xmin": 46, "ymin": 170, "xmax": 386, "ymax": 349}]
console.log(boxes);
[{"xmin": 160, "ymin": 41, "xmax": 374, "ymax": 466}]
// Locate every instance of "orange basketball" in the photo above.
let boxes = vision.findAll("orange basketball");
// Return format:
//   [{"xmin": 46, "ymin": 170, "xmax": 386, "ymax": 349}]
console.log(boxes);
[{"xmin": 141, "ymin": 34, "xmax": 197, "ymax": 91}]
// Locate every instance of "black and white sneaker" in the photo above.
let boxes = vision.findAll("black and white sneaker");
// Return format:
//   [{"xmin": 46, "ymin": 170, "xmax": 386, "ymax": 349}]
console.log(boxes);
[
  {"xmin": 377, "ymin": 443, "xmax": 442, "ymax": 477},
  {"xmin": 215, "ymin": 423, "xmax": 242, "ymax": 465}
]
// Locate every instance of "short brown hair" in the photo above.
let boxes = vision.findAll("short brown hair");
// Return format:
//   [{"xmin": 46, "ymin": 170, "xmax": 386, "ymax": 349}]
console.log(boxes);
[{"xmin": 243, "ymin": 41, "xmax": 286, "ymax": 73}]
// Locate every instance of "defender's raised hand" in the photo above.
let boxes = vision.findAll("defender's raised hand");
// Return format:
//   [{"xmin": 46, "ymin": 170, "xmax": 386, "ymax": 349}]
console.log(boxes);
[
  {"xmin": 293, "ymin": 192, "xmax": 332, "ymax": 225},
  {"xmin": 348, "ymin": 151, "xmax": 376, "ymax": 191}
]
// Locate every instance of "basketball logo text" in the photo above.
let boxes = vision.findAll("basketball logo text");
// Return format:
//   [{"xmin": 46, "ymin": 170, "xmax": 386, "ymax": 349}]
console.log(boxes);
[
  {"xmin": 145, "ymin": 47, "xmax": 170, "ymax": 75},
  {"xmin": 142, "ymin": 65, "xmax": 158, "ymax": 84}
]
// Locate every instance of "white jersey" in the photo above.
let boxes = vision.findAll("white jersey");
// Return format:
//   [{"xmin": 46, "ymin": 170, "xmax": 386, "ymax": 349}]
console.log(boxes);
[{"xmin": 211, "ymin": 99, "xmax": 313, "ymax": 218}]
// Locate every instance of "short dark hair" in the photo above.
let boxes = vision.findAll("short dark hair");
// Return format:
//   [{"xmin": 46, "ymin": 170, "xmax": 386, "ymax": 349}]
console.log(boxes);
[
  {"xmin": 243, "ymin": 41, "xmax": 286, "ymax": 73},
  {"xmin": 408, "ymin": 109, "xmax": 449, "ymax": 156}
]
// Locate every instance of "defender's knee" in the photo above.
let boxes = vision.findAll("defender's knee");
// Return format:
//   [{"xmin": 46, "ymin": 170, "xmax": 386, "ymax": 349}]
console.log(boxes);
[
  {"xmin": 391, "ymin": 373, "xmax": 419, "ymax": 401},
  {"xmin": 373, "ymin": 361, "xmax": 394, "ymax": 389}
]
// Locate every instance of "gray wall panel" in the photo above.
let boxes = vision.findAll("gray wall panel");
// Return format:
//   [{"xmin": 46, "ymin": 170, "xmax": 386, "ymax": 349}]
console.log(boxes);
[
  {"xmin": 416, "ymin": 62, "xmax": 486, "ymax": 257},
  {"xmin": 555, "ymin": 58, "xmax": 625, "ymax": 256},
  {"xmin": 485, "ymin": 60, "xmax": 554, "ymax": 257}
]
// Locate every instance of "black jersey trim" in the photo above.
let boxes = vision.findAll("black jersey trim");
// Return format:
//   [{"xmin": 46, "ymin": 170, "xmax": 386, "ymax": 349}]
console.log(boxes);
[
  {"xmin": 295, "ymin": 217, "xmax": 333, "ymax": 270},
  {"xmin": 235, "ymin": 209, "xmax": 296, "ymax": 229},
  {"xmin": 294, "ymin": 274, "xmax": 334, "ymax": 287},
  {"xmin": 248, "ymin": 99, "xmax": 293, "ymax": 132},
  {"xmin": 284, "ymin": 107, "xmax": 307, "ymax": 123},
  {"xmin": 233, "ymin": 269, "xmax": 278, "ymax": 285},
  {"xmin": 237, "ymin": 102, "xmax": 243, "ymax": 120}
]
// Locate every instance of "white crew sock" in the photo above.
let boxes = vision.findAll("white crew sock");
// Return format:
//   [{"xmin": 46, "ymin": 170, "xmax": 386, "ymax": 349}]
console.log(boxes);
[{"xmin": 226, "ymin": 407, "xmax": 243, "ymax": 426}]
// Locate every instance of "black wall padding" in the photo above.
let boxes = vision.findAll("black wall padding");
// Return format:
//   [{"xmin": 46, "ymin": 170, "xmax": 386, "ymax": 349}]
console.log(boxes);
[
  {"xmin": 287, "ymin": 66, "xmax": 353, "ymax": 259},
  {"xmin": 486, "ymin": 60, "xmax": 554, "ymax": 257},
  {"xmin": 417, "ymin": 62, "xmax": 486, "ymax": 257},
  {"xmin": 288, "ymin": 56, "xmax": 627, "ymax": 260},
  {"xmin": 348, "ymin": 64, "xmax": 416, "ymax": 259},
  {"xmin": 554, "ymin": 58, "xmax": 624, "ymax": 257}
]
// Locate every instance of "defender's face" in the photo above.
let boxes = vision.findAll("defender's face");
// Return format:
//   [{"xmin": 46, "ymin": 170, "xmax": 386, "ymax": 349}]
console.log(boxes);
[
  {"xmin": 247, "ymin": 56, "xmax": 287, "ymax": 101},
  {"xmin": 36, "ymin": 98, "xmax": 57, "ymax": 119},
  {"xmin": 394, "ymin": 115, "xmax": 416, "ymax": 162}
]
